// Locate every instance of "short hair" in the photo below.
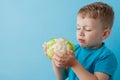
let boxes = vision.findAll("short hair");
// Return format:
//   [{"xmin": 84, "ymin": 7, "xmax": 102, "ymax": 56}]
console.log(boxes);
[{"xmin": 78, "ymin": 2, "xmax": 114, "ymax": 29}]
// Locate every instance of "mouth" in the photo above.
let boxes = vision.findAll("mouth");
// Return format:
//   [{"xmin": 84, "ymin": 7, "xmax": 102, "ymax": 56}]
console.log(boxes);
[{"xmin": 78, "ymin": 39, "xmax": 85, "ymax": 43}]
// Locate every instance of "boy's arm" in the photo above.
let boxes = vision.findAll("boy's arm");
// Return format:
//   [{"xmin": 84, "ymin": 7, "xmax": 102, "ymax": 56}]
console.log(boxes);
[
  {"xmin": 71, "ymin": 60, "xmax": 109, "ymax": 80},
  {"xmin": 42, "ymin": 43, "xmax": 68, "ymax": 80},
  {"xmin": 52, "ymin": 61, "xmax": 67, "ymax": 80},
  {"xmin": 60, "ymin": 50, "xmax": 109, "ymax": 80}
]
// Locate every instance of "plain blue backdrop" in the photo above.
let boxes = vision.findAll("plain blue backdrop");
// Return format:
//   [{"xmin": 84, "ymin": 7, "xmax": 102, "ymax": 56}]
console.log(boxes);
[{"xmin": 0, "ymin": 0, "xmax": 120, "ymax": 80}]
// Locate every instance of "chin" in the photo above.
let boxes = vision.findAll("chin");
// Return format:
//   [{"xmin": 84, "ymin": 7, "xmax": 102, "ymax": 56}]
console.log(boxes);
[
  {"xmin": 79, "ymin": 43, "xmax": 87, "ymax": 48},
  {"xmin": 79, "ymin": 43, "xmax": 91, "ymax": 48}
]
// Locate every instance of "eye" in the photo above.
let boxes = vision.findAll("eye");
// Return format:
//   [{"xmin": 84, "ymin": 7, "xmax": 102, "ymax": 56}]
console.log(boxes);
[
  {"xmin": 77, "ymin": 27, "xmax": 81, "ymax": 30},
  {"xmin": 85, "ymin": 29, "xmax": 92, "ymax": 32}
]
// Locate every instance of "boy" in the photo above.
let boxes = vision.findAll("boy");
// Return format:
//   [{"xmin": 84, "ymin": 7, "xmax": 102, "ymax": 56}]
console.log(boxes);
[{"xmin": 43, "ymin": 2, "xmax": 118, "ymax": 80}]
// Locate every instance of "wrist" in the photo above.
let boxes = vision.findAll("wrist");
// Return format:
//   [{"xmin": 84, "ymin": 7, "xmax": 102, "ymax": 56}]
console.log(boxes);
[{"xmin": 71, "ymin": 59, "xmax": 78, "ymax": 67}]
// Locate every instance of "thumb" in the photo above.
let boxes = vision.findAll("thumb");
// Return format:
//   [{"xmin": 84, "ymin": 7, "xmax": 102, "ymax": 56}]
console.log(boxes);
[
  {"xmin": 42, "ymin": 42, "xmax": 48, "ymax": 55},
  {"xmin": 67, "ymin": 50, "xmax": 74, "ymax": 56}
]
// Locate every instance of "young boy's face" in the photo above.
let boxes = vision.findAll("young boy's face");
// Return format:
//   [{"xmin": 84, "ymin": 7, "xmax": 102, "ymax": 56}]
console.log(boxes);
[{"xmin": 76, "ymin": 15, "xmax": 105, "ymax": 49}]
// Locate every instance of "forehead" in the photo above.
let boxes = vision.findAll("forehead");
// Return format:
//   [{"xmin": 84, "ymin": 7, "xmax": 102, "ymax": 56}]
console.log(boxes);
[{"xmin": 77, "ymin": 15, "xmax": 103, "ymax": 28}]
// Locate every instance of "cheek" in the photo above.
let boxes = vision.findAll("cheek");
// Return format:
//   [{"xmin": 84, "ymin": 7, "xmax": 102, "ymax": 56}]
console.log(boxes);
[{"xmin": 86, "ymin": 33, "xmax": 102, "ymax": 42}]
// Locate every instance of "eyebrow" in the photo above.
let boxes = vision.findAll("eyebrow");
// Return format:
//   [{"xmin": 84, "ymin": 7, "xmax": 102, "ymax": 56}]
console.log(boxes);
[{"xmin": 77, "ymin": 24, "xmax": 89, "ymax": 28}]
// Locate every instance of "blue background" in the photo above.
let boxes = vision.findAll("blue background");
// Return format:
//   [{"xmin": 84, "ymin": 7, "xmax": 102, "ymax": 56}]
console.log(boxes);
[{"xmin": 0, "ymin": 0, "xmax": 120, "ymax": 80}]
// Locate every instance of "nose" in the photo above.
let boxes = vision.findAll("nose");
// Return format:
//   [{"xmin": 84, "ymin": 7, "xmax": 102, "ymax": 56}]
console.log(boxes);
[{"xmin": 78, "ymin": 29, "xmax": 84, "ymax": 36}]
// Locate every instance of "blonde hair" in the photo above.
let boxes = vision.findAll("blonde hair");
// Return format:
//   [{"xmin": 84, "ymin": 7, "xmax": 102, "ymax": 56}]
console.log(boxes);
[{"xmin": 78, "ymin": 2, "xmax": 114, "ymax": 29}]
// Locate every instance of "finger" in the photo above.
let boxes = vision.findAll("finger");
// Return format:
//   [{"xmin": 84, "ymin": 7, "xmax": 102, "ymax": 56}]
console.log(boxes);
[
  {"xmin": 53, "ymin": 58, "xmax": 64, "ymax": 67},
  {"xmin": 53, "ymin": 55, "xmax": 66, "ymax": 67},
  {"xmin": 67, "ymin": 50, "xmax": 74, "ymax": 56},
  {"xmin": 55, "ymin": 63, "xmax": 64, "ymax": 68},
  {"xmin": 42, "ymin": 42, "xmax": 47, "ymax": 48},
  {"xmin": 42, "ymin": 42, "xmax": 48, "ymax": 54},
  {"xmin": 54, "ymin": 50, "xmax": 64, "ymax": 58},
  {"xmin": 53, "ymin": 54, "xmax": 62, "ymax": 63}
]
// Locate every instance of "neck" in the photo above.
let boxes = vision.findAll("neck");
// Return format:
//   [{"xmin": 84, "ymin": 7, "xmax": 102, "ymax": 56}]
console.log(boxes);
[{"xmin": 86, "ymin": 43, "xmax": 103, "ymax": 50}]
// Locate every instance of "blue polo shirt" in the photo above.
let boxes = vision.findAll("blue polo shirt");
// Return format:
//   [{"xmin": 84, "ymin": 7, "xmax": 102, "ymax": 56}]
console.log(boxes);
[{"xmin": 68, "ymin": 43, "xmax": 118, "ymax": 80}]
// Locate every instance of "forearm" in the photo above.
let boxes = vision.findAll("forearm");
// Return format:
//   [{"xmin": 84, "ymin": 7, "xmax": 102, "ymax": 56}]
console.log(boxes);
[
  {"xmin": 52, "ymin": 61, "xmax": 67, "ymax": 80},
  {"xmin": 71, "ymin": 60, "xmax": 98, "ymax": 80}
]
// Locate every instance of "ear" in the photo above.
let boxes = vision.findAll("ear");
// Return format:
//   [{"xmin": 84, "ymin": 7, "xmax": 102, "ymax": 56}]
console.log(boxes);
[{"xmin": 102, "ymin": 28, "xmax": 111, "ymax": 40}]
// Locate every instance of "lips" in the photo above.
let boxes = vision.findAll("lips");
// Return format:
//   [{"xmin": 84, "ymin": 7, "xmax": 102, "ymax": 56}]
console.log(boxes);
[{"xmin": 78, "ymin": 39, "xmax": 85, "ymax": 43}]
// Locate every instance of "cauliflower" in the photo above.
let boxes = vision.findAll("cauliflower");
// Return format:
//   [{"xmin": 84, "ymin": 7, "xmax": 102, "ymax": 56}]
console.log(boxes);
[{"xmin": 45, "ymin": 38, "xmax": 75, "ymax": 60}]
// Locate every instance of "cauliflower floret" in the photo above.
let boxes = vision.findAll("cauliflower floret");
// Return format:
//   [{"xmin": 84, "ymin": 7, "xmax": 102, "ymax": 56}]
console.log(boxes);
[{"xmin": 45, "ymin": 38, "xmax": 75, "ymax": 60}]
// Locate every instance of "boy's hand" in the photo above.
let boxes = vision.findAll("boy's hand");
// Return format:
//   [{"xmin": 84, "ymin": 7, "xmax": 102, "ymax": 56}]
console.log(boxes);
[
  {"xmin": 42, "ymin": 42, "xmax": 48, "ymax": 56},
  {"xmin": 53, "ymin": 50, "xmax": 76, "ymax": 68}
]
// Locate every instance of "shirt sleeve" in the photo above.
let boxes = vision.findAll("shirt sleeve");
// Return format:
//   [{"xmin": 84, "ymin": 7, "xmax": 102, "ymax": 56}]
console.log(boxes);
[{"xmin": 94, "ymin": 53, "xmax": 118, "ymax": 76}]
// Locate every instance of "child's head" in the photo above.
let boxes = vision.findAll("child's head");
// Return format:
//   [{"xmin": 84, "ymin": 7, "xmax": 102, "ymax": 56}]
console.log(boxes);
[
  {"xmin": 76, "ymin": 2, "xmax": 114, "ymax": 49},
  {"xmin": 78, "ymin": 2, "xmax": 114, "ymax": 29}
]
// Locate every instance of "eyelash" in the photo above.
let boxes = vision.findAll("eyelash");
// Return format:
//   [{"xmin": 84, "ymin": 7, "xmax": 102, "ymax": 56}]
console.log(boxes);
[
  {"xmin": 77, "ymin": 28, "xmax": 92, "ymax": 32},
  {"xmin": 85, "ymin": 29, "xmax": 92, "ymax": 31},
  {"xmin": 77, "ymin": 28, "xmax": 81, "ymax": 30}
]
